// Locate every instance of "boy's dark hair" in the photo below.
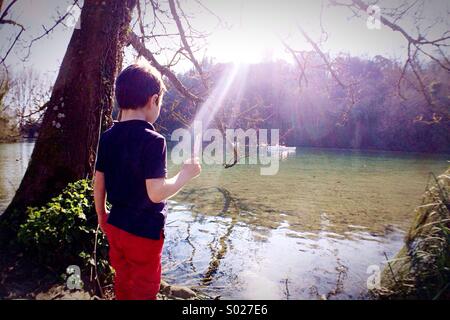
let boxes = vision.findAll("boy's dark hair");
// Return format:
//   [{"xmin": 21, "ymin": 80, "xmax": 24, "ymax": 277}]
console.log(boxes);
[{"xmin": 115, "ymin": 63, "xmax": 166, "ymax": 109}]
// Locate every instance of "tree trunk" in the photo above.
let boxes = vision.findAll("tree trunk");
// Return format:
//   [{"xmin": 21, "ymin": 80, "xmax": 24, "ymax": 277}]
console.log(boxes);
[{"xmin": 1, "ymin": 0, "xmax": 137, "ymax": 240}]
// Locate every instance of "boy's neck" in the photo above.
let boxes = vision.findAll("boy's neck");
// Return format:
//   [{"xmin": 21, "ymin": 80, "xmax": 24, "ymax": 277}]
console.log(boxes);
[{"xmin": 120, "ymin": 109, "xmax": 150, "ymax": 123}]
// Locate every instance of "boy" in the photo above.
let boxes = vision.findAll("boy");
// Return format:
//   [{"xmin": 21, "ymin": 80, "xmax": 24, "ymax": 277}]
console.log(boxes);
[{"xmin": 93, "ymin": 63, "xmax": 201, "ymax": 300}]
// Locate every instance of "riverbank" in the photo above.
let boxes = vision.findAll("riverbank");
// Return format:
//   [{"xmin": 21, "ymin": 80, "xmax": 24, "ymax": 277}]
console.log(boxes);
[
  {"xmin": 0, "ymin": 179, "xmax": 212, "ymax": 301},
  {"xmin": 0, "ymin": 247, "xmax": 210, "ymax": 300},
  {"xmin": 377, "ymin": 168, "xmax": 450, "ymax": 299}
]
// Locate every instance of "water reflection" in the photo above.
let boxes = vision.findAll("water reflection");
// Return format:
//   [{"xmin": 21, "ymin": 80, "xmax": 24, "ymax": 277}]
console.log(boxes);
[
  {"xmin": 162, "ymin": 202, "xmax": 406, "ymax": 299},
  {"xmin": 163, "ymin": 148, "xmax": 448, "ymax": 298}
]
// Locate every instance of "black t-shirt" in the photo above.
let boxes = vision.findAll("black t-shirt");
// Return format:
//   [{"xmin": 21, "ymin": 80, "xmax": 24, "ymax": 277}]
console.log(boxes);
[{"xmin": 95, "ymin": 119, "xmax": 167, "ymax": 240}]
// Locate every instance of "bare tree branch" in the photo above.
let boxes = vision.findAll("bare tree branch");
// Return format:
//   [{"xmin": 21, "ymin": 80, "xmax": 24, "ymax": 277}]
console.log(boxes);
[
  {"xmin": 168, "ymin": 0, "xmax": 208, "ymax": 89},
  {"xmin": 128, "ymin": 31, "xmax": 202, "ymax": 104},
  {"xmin": 327, "ymin": 0, "xmax": 449, "ymax": 117}
]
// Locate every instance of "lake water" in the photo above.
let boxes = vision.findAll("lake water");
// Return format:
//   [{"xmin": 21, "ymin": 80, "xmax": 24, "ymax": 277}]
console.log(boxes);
[{"xmin": 1, "ymin": 142, "xmax": 449, "ymax": 299}]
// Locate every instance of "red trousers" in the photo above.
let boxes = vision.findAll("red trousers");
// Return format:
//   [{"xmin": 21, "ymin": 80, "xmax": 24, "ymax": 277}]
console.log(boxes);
[{"xmin": 105, "ymin": 223, "xmax": 164, "ymax": 300}]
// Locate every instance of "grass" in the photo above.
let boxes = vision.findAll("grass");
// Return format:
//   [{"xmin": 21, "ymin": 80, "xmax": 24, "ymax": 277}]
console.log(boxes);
[{"xmin": 376, "ymin": 168, "xmax": 450, "ymax": 299}]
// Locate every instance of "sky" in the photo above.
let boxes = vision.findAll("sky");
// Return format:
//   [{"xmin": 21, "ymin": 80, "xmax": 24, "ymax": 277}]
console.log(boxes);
[{"xmin": 0, "ymin": 0, "xmax": 449, "ymax": 80}]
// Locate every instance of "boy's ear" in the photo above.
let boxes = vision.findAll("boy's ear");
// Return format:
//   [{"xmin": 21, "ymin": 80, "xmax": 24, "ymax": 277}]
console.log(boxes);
[
  {"xmin": 144, "ymin": 94, "xmax": 158, "ymax": 109},
  {"xmin": 150, "ymin": 94, "xmax": 159, "ymax": 107}
]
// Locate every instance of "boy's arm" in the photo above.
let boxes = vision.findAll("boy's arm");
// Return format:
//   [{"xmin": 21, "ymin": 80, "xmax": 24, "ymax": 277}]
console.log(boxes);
[
  {"xmin": 93, "ymin": 171, "xmax": 109, "ymax": 232},
  {"xmin": 146, "ymin": 158, "xmax": 201, "ymax": 203}
]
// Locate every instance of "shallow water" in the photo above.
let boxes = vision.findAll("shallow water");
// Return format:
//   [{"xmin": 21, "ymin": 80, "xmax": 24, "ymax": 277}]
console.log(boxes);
[
  {"xmin": 0, "ymin": 142, "xmax": 35, "ymax": 212},
  {"xmin": 1, "ymin": 142, "xmax": 449, "ymax": 299}
]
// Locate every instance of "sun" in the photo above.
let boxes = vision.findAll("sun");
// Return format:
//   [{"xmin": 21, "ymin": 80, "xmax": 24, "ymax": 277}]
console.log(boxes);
[
  {"xmin": 230, "ymin": 30, "xmax": 267, "ymax": 63},
  {"xmin": 209, "ymin": 27, "xmax": 277, "ymax": 64}
]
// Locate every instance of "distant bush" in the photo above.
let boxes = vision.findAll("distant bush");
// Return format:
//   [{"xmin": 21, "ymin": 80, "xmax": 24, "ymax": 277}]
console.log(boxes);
[
  {"xmin": 0, "ymin": 111, "xmax": 20, "ymax": 143},
  {"xmin": 17, "ymin": 179, "xmax": 112, "ymax": 285}
]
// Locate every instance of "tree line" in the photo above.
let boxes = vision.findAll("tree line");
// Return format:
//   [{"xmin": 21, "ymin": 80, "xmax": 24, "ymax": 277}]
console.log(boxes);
[
  {"xmin": 155, "ymin": 55, "xmax": 450, "ymax": 153},
  {"xmin": 2, "ymin": 53, "xmax": 449, "ymax": 154}
]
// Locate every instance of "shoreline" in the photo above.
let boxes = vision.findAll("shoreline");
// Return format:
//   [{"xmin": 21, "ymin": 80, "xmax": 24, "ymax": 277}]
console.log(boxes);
[
  {"xmin": 2, "ymin": 139, "xmax": 450, "ymax": 157},
  {"xmin": 0, "ymin": 248, "xmax": 210, "ymax": 300}
]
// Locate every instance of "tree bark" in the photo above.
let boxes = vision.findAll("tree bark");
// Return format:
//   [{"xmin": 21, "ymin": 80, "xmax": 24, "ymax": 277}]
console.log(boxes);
[{"xmin": 1, "ymin": 0, "xmax": 137, "ymax": 240}]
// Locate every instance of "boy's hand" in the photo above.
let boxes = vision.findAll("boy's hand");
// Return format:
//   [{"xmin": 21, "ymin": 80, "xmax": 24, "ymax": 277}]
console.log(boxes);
[
  {"xmin": 181, "ymin": 157, "xmax": 201, "ymax": 181},
  {"xmin": 98, "ymin": 210, "xmax": 109, "ymax": 233}
]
